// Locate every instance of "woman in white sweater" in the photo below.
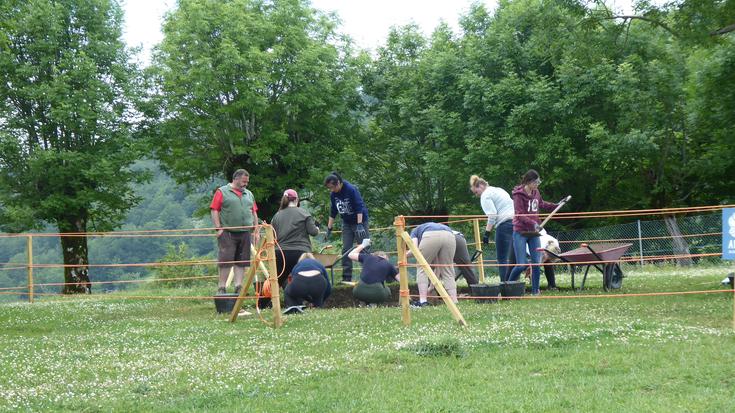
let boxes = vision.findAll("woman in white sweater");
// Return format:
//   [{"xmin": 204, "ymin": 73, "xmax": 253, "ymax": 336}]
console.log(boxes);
[{"xmin": 470, "ymin": 175, "xmax": 515, "ymax": 282}]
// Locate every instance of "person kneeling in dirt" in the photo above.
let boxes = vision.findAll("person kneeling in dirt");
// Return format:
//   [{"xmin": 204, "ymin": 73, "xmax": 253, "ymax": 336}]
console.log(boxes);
[
  {"xmin": 283, "ymin": 253, "xmax": 332, "ymax": 314},
  {"xmin": 349, "ymin": 239, "xmax": 399, "ymax": 306}
]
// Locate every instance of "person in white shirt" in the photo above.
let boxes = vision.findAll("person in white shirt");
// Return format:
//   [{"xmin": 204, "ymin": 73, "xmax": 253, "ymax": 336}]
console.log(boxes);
[{"xmin": 469, "ymin": 175, "xmax": 515, "ymax": 281}]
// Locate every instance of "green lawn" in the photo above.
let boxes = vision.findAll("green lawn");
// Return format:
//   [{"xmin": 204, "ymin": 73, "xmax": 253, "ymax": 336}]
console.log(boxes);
[{"xmin": 1, "ymin": 265, "xmax": 734, "ymax": 412}]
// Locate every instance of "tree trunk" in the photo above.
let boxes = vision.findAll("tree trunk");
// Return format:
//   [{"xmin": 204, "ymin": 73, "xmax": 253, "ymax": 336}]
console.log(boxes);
[
  {"xmin": 59, "ymin": 216, "xmax": 91, "ymax": 294},
  {"xmin": 663, "ymin": 215, "xmax": 693, "ymax": 266}
]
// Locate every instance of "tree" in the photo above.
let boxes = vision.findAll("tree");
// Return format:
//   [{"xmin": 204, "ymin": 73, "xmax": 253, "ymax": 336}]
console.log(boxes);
[
  {"xmin": 0, "ymin": 0, "xmax": 145, "ymax": 293},
  {"xmin": 684, "ymin": 39, "xmax": 735, "ymax": 204},
  {"xmin": 587, "ymin": 0, "xmax": 735, "ymax": 43},
  {"xmin": 358, "ymin": 24, "xmax": 470, "ymax": 221},
  {"xmin": 148, "ymin": 0, "xmax": 365, "ymax": 219},
  {"xmin": 457, "ymin": 0, "xmax": 592, "ymax": 215}
]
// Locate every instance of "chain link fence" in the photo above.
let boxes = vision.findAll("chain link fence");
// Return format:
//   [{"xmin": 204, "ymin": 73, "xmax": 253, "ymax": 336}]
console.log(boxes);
[
  {"xmin": 551, "ymin": 212, "xmax": 723, "ymax": 266},
  {"xmin": 368, "ymin": 212, "xmax": 726, "ymax": 284},
  {"xmin": 0, "ymin": 212, "xmax": 727, "ymax": 302}
]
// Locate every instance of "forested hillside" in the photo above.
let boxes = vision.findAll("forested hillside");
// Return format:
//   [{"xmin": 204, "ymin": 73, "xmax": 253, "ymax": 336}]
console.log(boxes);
[{"xmin": 0, "ymin": 161, "xmax": 217, "ymax": 293}]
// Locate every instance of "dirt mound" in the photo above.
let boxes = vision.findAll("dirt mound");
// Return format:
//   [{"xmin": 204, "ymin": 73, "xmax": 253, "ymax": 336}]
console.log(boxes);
[{"xmin": 322, "ymin": 283, "xmax": 473, "ymax": 308}]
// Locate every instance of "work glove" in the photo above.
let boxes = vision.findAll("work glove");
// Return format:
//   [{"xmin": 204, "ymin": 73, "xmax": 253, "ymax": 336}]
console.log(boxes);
[
  {"xmin": 356, "ymin": 223, "xmax": 367, "ymax": 239},
  {"xmin": 325, "ymin": 228, "xmax": 332, "ymax": 240},
  {"xmin": 361, "ymin": 238, "xmax": 372, "ymax": 248},
  {"xmin": 482, "ymin": 231, "xmax": 490, "ymax": 245}
]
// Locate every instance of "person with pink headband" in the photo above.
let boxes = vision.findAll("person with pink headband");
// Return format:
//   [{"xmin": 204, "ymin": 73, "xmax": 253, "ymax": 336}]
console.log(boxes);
[{"xmin": 271, "ymin": 189, "xmax": 320, "ymax": 292}]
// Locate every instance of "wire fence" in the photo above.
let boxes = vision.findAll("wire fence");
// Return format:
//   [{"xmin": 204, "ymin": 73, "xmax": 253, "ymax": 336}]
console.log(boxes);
[
  {"xmin": 552, "ymin": 212, "xmax": 723, "ymax": 267},
  {"xmin": 0, "ymin": 210, "xmax": 729, "ymax": 303}
]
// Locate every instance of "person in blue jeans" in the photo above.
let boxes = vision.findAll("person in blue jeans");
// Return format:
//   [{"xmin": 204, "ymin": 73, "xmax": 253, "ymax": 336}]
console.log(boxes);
[
  {"xmin": 324, "ymin": 172, "xmax": 369, "ymax": 283},
  {"xmin": 470, "ymin": 175, "xmax": 515, "ymax": 281},
  {"xmin": 507, "ymin": 170, "xmax": 560, "ymax": 295}
]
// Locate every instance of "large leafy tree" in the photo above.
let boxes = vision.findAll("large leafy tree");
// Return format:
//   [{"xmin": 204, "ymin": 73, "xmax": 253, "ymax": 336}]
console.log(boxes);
[
  {"xmin": 684, "ymin": 40, "xmax": 735, "ymax": 204},
  {"xmin": 357, "ymin": 0, "xmax": 734, "ymax": 227},
  {"xmin": 148, "ymin": 0, "xmax": 364, "ymax": 219},
  {"xmin": 0, "ymin": 0, "xmax": 145, "ymax": 293},
  {"xmin": 457, "ymin": 0, "xmax": 593, "ymax": 215},
  {"xmin": 358, "ymin": 24, "xmax": 470, "ymax": 222}
]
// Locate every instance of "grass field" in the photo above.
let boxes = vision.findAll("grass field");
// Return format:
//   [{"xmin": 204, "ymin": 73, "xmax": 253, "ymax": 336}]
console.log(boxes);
[{"xmin": 1, "ymin": 265, "xmax": 734, "ymax": 412}]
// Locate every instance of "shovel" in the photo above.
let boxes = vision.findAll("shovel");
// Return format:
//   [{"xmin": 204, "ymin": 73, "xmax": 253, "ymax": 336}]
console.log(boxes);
[{"xmin": 520, "ymin": 195, "xmax": 571, "ymax": 237}]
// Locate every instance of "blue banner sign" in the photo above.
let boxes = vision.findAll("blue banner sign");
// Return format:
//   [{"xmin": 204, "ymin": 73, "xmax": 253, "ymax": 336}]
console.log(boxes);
[{"xmin": 724, "ymin": 208, "xmax": 735, "ymax": 260}]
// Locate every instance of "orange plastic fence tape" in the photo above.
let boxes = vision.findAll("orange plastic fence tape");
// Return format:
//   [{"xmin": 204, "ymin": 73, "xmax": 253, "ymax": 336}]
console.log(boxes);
[
  {"xmin": 0, "ymin": 291, "xmax": 259, "ymax": 300},
  {"xmin": 414, "ymin": 289, "xmax": 734, "ymax": 301}
]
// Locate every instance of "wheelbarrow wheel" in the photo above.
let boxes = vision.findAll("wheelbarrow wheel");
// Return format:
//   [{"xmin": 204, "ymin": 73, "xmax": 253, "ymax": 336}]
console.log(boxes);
[
  {"xmin": 609, "ymin": 263, "xmax": 623, "ymax": 289},
  {"xmin": 603, "ymin": 263, "xmax": 624, "ymax": 291}
]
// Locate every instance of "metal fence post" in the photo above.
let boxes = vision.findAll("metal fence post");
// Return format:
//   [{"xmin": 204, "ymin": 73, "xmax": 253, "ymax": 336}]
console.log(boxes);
[
  {"xmin": 637, "ymin": 219, "xmax": 644, "ymax": 266},
  {"xmin": 27, "ymin": 235, "xmax": 33, "ymax": 303}
]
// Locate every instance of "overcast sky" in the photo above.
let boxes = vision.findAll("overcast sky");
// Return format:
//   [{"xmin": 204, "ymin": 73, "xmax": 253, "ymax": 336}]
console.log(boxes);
[{"xmin": 122, "ymin": 0, "xmax": 636, "ymax": 65}]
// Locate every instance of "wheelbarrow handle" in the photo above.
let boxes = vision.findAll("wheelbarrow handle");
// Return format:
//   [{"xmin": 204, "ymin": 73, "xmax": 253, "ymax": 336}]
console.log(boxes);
[
  {"xmin": 319, "ymin": 244, "xmax": 334, "ymax": 254},
  {"xmin": 470, "ymin": 250, "xmax": 482, "ymax": 262},
  {"xmin": 540, "ymin": 247, "xmax": 565, "ymax": 262},
  {"xmin": 582, "ymin": 243, "xmax": 605, "ymax": 262}
]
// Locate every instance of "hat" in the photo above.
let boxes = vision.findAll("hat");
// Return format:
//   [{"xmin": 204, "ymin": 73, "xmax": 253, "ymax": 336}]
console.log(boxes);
[{"xmin": 283, "ymin": 189, "xmax": 298, "ymax": 199}]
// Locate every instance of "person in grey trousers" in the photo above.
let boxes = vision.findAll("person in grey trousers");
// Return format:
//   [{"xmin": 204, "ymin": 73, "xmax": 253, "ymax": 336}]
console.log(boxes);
[{"xmin": 453, "ymin": 231, "xmax": 479, "ymax": 285}]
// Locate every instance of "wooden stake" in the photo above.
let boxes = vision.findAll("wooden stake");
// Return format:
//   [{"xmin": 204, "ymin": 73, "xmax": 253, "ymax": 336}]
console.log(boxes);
[
  {"xmin": 227, "ymin": 243, "xmax": 270, "ymax": 287},
  {"xmin": 399, "ymin": 231, "xmax": 467, "ymax": 327},
  {"xmin": 229, "ymin": 236, "xmax": 267, "ymax": 323},
  {"xmin": 27, "ymin": 235, "xmax": 33, "ymax": 303},
  {"xmin": 393, "ymin": 216, "xmax": 411, "ymax": 326},
  {"xmin": 472, "ymin": 218, "xmax": 485, "ymax": 283},
  {"xmin": 264, "ymin": 224, "xmax": 283, "ymax": 328}
]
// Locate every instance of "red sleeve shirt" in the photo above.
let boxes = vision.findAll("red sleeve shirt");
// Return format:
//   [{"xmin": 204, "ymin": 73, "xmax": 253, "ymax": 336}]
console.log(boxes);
[{"xmin": 210, "ymin": 189, "xmax": 224, "ymax": 211}]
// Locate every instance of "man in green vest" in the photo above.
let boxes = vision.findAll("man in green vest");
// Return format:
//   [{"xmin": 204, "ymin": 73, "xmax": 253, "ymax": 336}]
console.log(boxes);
[{"xmin": 210, "ymin": 169, "xmax": 259, "ymax": 295}]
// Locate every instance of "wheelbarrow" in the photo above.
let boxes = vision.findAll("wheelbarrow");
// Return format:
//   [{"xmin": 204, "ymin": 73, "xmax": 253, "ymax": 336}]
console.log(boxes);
[
  {"xmin": 312, "ymin": 244, "xmax": 358, "ymax": 285},
  {"xmin": 543, "ymin": 243, "xmax": 633, "ymax": 291}
]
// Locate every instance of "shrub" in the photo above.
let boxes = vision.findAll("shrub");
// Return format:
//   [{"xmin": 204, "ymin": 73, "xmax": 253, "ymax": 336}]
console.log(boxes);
[{"xmin": 154, "ymin": 243, "xmax": 214, "ymax": 288}]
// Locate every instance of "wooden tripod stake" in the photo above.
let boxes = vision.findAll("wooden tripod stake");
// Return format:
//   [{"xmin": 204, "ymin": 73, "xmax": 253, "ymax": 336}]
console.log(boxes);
[
  {"xmin": 393, "ymin": 216, "xmax": 411, "ymax": 326},
  {"xmin": 472, "ymin": 218, "xmax": 485, "ymax": 283},
  {"xmin": 399, "ymin": 231, "xmax": 468, "ymax": 327},
  {"xmin": 229, "ymin": 226, "xmax": 283, "ymax": 328}
]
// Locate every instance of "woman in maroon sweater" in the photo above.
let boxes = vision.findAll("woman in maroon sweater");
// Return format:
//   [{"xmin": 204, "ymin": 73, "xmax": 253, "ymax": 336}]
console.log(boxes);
[{"xmin": 507, "ymin": 170, "xmax": 558, "ymax": 295}]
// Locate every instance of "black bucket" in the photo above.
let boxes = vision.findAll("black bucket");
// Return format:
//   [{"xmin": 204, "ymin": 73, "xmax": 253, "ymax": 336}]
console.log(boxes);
[
  {"xmin": 469, "ymin": 284, "xmax": 500, "ymax": 304},
  {"xmin": 214, "ymin": 293, "xmax": 239, "ymax": 313},
  {"xmin": 500, "ymin": 281, "xmax": 525, "ymax": 299}
]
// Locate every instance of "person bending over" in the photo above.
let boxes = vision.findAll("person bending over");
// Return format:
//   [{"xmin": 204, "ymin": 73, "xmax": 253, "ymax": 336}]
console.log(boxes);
[
  {"xmin": 469, "ymin": 174, "xmax": 515, "ymax": 282},
  {"xmin": 409, "ymin": 222, "xmax": 457, "ymax": 307},
  {"xmin": 283, "ymin": 253, "xmax": 332, "ymax": 313},
  {"xmin": 349, "ymin": 239, "xmax": 399, "ymax": 306},
  {"xmin": 452, "ymin": 230, "xmax": 479, "ymax": 285}
]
